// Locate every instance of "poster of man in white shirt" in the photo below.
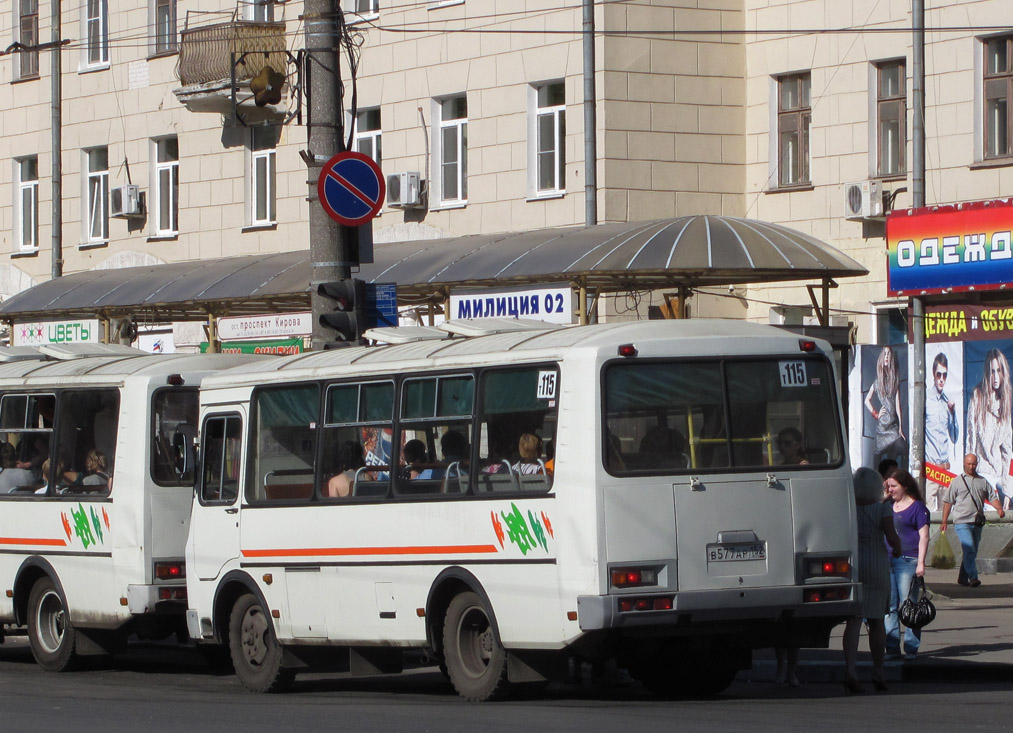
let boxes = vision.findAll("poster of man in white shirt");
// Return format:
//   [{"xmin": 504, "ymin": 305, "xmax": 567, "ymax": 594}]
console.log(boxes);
[{"xmin": 924, "ymin": 343, "xmax": 963, "ymax": 512}]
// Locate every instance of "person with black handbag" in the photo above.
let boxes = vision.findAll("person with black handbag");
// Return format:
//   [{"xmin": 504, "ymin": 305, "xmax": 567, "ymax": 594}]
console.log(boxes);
[
  {"xmin": 940, "ymin": 453, "xmax": 1006, "ymax": 587},
  {"xmin": 884, "ymin": 469, "xmax": 930, "ymax": 661}
]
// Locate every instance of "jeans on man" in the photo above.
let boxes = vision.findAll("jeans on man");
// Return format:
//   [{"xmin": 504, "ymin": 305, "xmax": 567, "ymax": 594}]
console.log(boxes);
[
  {"xmin": 954, "ymin": 523, "xmax": 983, "ymax": 583},
  {"xmin": 886, "ymin": 555, "xmax": 922, "ymax": 655}
]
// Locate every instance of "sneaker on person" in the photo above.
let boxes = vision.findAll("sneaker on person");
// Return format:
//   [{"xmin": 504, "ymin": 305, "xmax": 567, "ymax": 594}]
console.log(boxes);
[
  {"xmin": 969, "ymin": 578, "xmax": 982, "ymax": 587},
  {"xmin": 904, "ymin": 652, "xmax": 917, "ymax": 661}
]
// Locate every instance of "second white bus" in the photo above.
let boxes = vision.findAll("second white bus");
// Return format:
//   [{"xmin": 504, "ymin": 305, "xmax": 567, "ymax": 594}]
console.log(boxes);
[{"xmin": 185, "ymin": 319, "xmax": 859, "ymax": 700}]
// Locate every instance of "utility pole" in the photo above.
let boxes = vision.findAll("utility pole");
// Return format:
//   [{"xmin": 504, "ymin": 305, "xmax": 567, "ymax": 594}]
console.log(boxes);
[
  {"xmin": 910, "ymin": 0, "xmax": 926, "ymax": 488},
  {"xmin": 582, "ymin": 0, "xmax": 597, "ymax": 228},
  {"xmin": 304, "ymin": 0, "xmax": 351, "ymax": 349},
  {"xmin": 51, "ymin": 0, "xmax": 62, "ymax": 280}
]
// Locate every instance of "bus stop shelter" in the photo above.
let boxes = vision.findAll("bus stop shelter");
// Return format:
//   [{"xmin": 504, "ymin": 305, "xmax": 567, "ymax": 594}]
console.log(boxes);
[{"xmin": 0, "ymin": 216, "xmax": 867, "ymax": 342}]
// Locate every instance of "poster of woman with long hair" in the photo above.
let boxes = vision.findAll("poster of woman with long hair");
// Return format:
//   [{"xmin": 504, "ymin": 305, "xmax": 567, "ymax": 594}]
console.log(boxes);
[
  {"xmin": 965, "ymin": 343, "xmax": 1013, "ymax": 511},
  {"xmin": 864, "ymin": 345, "xmax": 908, "ymax": 471}
]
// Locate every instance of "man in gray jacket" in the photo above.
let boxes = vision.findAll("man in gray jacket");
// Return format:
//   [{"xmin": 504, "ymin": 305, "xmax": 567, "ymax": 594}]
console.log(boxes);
[{"xmin": 940, "ymin": 453, "xmax": 1006, "ymax": 587}]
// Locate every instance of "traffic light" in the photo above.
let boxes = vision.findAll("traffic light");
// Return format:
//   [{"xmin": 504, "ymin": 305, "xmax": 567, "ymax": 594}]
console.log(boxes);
[{"xmin": 318, "ymin": 279, "xmax": 366, "ymax": 343}]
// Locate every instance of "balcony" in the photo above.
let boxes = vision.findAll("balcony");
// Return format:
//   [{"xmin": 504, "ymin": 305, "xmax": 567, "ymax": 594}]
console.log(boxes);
[{"xmin": 173, "ymin": 20, "xmax": 291, "ymax": 122}]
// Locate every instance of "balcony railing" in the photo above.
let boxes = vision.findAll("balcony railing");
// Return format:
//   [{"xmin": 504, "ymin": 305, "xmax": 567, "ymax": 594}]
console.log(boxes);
[{"xmin": 176, "ymin": 20, "xmax": 287, "ymax": 88}]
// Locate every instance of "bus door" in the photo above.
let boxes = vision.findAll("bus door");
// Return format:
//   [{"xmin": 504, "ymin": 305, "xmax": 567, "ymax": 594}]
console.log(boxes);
[{"xmin": 191, "ymin": 412, "xmax": 245, "ymax": 581}]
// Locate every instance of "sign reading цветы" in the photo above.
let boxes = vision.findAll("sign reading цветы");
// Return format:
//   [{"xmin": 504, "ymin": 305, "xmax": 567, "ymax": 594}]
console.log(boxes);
[{"xmin": 14, "ymin": 319, "xmax": 100, "ymax": 346}]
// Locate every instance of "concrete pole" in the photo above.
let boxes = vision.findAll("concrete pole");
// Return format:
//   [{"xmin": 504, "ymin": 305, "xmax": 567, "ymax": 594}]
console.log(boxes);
[
  {"xmin": 51, "ymin": 0, "xmax": 63, "ymax": 280},
  {"xmin": 305, "ymin": 1, "xmax": 349, "ymax": 350},
  {"xmin": 910, "ymin": 0, "xmax": 926, "ymax": 487},
  {"xmin": 582, "ymin": 0, "xmax": 597, "ymax": 227}
]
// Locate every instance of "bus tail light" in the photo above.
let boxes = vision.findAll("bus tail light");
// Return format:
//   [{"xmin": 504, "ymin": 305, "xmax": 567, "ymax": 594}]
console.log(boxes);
[
  {"xmin": 158, "ymin": 587, "xmax": 188, "ymax": 601},
  {"xmin": 610, "ymin": 567, "xmax": 658, "ymax": 589},
  {"xmin": 804, "ymin": 557, "xmax": 850, "ymax": 580},
  {"xmin": 155, "ymin": 562, "xmax": 186, "ymax": 580},
  {"xmin": 803, "ymin": 586, "xmax": 849, "ymax": 603},
  {"xmin": 798, "ymin": 339, "xmax": 817, "ymax": 352},
  {"xmin": 618, "ymin": 596, "xmax": 674, "ymax": 613}
]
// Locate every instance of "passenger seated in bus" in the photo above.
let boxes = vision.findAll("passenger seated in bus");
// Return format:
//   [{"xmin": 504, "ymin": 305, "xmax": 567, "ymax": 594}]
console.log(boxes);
[
  {"xmin": 60, "ymin": 450, "xmax": 111, "ymax": 492},
  {"xmin": 16, "ymin": 433, "xmax": 50, "ymax": 482},
  {"xmin": 639, "ymin": 425, "xmax": 688, "ymax": 469},
  {"xmin": 417, "ymin": 430, "xmax": 468, "ymax": 480},
  {"xmin": 512, "ymin": 433, "xmax": 545, "ymax": 475},
  {"xmin": 776, "ymin": 427, "xmax": 809, "ymax": 465},
  {"xmin": 0, "ymin": 442, "xmax": 38, "ymax": 493},
  {"xmin": 401, "ymin": 439, "xmax": 427, "ymax": 479},
  {"xmin": 35, "ymin": 458, "xmax": 52, "ymax": 495},
  {"xmin": 325, "ymin": 441, "xmax": 366, "ymax": 498}
]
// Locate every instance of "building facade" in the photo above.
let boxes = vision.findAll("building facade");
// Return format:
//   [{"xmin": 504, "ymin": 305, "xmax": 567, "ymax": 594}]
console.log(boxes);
[{"xmin": 2, "ymin": 0, "xmax": 1011, "ymax": 340}]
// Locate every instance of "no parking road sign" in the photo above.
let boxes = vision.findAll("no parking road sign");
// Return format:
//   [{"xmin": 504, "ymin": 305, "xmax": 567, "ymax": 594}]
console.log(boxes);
[{"xmin": 317, "ymin": 151, "xmax": 386, "ymax": 226}]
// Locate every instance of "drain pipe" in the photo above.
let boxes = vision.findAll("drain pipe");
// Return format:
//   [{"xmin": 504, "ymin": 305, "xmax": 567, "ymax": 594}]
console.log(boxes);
[{"xmin": 582, "ymin": 0, "xmax": 597, "ymax": 228}]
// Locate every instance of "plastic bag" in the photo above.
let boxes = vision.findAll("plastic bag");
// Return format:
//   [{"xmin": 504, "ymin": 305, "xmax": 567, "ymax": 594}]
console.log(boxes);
[
  {"xmin": 899, "ymin": 577, "xmax": 937, "ymax": 630},
  {"xmin": 930, "ymin": 529, "xmax": 956, "ymax": 569}
]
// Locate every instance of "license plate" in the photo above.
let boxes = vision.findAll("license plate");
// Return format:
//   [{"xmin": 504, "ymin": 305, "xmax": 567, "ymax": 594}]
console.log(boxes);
[{"xmin": 706, "ymin": 543, "xmax": 766, "ymax": 562}]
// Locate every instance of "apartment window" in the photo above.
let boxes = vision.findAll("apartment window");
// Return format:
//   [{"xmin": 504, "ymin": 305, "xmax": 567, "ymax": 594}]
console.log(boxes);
[
  {"xmin": 354, "ymin": 108, "xmax": 382, "ymax": 167},
  {"xmin": 250, "ymin": 126, "xmax": 277, "ymax": 226},
  {"xmin": 343, "ymin": 0, "xmax": 378, "ymax": 16},
  {"xmin": 438, "ymin": 96, "xmax": 468, "ymax": 204},
  {"xmin": 533, "ymin": 82, "xmax": 566, "ymax": 194},
  {"xmin": 85, "ymin": 147, "xmax": 109, "ymax": 244},
  {"xmin": 777, "ymin": 73, "xmax": 811, "ymax": 186},
  {"xmin": 84, "ymin": 0, "xmax": 109, "ymax": 67},
  {"xmin": 876, "ymin": 61, "xmax": 906, "ymax": 176},
  {"xmin": 153, "ymin": 138, "xmax": 179, "ymax": 236},
  {"xmin": 15, "ymin": 157, "xmax": 39, "ymax": 251},
  {"xmin": 16, "ymin": 0, "xmax": 40, "ymax": 79},
  {"xmin": 985, "ymin": 36, "xmax": 1013, "ymax": 159},
  {"xmin": 247, "ymin": 0, "xmax": 275, "ymax": 22},
  {"xmin": 152, "ymin": 0, "xmax": 177, "ymax": 56}
]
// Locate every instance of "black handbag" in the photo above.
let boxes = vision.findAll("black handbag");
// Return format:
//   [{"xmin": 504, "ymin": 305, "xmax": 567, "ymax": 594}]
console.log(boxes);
[{"xmin": 899, "ymin": 576, "xmax": 936, "ymax": 630}]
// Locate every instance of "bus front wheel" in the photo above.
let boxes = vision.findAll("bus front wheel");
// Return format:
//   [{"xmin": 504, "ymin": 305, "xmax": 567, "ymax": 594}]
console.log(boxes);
[
  {"xmin": 27, "ymin": 577, "xmax": 79, "ymax": 672},
  {"xmin": 228, "ymin": 593, "xmax": 294, "ymax": 693},
  {"xmin": 443, "ymin": 591, "xmax": 510, "ymax": 702}
]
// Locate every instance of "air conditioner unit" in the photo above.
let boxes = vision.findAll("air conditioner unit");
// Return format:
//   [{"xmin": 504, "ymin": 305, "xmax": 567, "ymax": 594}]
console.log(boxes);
[
  {"xmin": 386, "ymin": 172, "xmax": 422, "ymax": 207},
  {"xmin": 110, "ymin": 184, "xmax": 143, "ymax": 218},
  {"xmin": 844, "ymin": 180, "xmax": 884, "ymax": 220}
]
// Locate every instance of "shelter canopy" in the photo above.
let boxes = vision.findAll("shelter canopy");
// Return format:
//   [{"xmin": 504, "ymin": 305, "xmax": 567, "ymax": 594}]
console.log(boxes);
[{"xmin": 0, "ymin": 216, "xmax": 867, "ymax": 322}]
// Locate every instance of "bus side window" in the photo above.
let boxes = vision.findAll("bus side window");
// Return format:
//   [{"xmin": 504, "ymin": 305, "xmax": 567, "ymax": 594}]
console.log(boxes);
[
  {"xmin": 321, "ymin": 381, "xmax": 394, "ymax": 500},
  {"xmin": 52, "ymin": 389, "xmax": 119, "ymax": 496},
  {"xmin": 251, "ymin": 385, "xmax": 318, "ymax": 503},
  {"xmin": 201, "ymin": 415, "xmax": 243, "ymax": 504}
]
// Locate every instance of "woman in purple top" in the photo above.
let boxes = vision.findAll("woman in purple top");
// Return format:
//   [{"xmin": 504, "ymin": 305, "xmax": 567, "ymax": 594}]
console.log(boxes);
[{"xmin": 883, "ymin": 469, "xmax": 930, "ymax": 659}]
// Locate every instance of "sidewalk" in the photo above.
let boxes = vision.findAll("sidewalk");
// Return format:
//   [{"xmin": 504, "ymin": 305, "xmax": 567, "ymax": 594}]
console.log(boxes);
[{"xmin": 744, "ymin": 567, "xmax": 1013, "ymax": 684}]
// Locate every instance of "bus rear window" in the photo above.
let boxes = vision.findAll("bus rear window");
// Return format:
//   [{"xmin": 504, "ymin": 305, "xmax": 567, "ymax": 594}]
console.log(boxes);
[
  {"xmin": 152, "ymin": 389, "xmax": 199, "ymax": 486},
  {"xmin": 604, "ymin": 358, "xmax": 842, "ymax": 474}
]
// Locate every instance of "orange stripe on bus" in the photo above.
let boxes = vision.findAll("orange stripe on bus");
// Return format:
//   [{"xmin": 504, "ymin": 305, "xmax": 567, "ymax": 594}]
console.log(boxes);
[
  {"xmin": 241, "ymin": 544, "xmax": 499, "ymax": 558},
  {"xmin": 0, "ymin": 537, "xmax": 68, "ymax": 547}
]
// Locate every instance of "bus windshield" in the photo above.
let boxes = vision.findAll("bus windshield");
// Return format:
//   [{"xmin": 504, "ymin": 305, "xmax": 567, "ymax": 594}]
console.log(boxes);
[{"xmin": 604, "ymin": 356, "xmax": 842, "ymax": 474}]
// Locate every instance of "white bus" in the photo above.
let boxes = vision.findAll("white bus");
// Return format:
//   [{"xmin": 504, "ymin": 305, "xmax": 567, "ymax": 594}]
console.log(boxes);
[
  {"xmin": 0, "ymin": 345, "xmax": 256, "ymax": 671},
  {"xmin": 185, "ymin": 319, "xmax": 859, "ymax": 700}
]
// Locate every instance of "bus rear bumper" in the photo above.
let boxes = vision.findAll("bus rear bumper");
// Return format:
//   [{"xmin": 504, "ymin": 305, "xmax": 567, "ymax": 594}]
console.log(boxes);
[
  {"xmin": 577, "ymin": 584, "xmax": 859, "ymax": 633},
  {"xmin": 127, "ymin": 584, "xmax": 187, "ymax": 615}
]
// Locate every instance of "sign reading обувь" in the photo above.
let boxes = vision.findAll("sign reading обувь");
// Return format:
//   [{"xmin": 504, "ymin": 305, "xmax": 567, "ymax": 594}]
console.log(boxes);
[{"xmin": 12, "ymin": 319, "xmax": 101, "ymax": 346}]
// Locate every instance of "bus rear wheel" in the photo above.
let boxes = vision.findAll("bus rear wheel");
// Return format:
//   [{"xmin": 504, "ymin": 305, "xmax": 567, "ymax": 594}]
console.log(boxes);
[
  {"xmin": 27, "ymin": 577, "xmax": 79, "ymax": 672},
  {"xmin": 443, "ymin": 591, "xmax": 510, "ymax": 702},
  {"xmin": 228, "ymin": 593, "xmax": 294, "ymax": 693}
]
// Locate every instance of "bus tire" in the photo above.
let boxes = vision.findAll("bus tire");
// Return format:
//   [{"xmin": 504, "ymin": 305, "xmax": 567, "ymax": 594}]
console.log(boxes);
[
  {"xmin": 443, "ymin": 591, "xmax": 510, "ymax": 702},
  {"xmin": 27, "ymin": 577, "xmax": 79, "ymax": 672},
  {"xmin": 228, "ymin": 593, "xmax": 294, "ymax": 693}
]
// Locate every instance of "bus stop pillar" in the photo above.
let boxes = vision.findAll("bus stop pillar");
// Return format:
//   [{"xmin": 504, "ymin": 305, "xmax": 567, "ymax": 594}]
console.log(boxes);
[{"xmin": 204, "ymin": 313, "xmax": 219, "ymax": 353}]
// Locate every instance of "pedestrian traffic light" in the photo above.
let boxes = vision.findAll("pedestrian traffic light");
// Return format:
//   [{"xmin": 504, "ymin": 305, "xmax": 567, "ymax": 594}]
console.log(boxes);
[{"xmin": 318, "ymin": 278, "xmax": 366, "ymax": 343}]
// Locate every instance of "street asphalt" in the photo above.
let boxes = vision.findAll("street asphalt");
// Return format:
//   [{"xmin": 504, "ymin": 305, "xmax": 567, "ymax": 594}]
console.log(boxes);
[{"xmin": 745, "ymin": 567, "xmax": 1013, "ymax": 685}]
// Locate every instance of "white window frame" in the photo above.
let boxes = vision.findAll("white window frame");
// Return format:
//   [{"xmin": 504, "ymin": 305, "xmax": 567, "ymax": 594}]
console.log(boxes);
[
  {"xmin": 15, "ymin": 0, "xmax": 40, "ymax": 80},
  {"xmin": 82, "ymin": 0, "xmax": 110, "ymax": 70},
  {"xmin": 244, "ymin": 0, "xmax": 275, "ymax": 22},
  {"xmin": 84, "ymin": 147, "xmax": 109, "ymax": 245},
  {"xmin": 150, "ymin": 0, "xmax": 177, "ymax": 56},
  {"xmin": 342, "ymin": 0, "xmax": 378, "ymax": 21},
  {"xmin": 353, "ymin": 107, "xmax": 382, "ymax": 168},
  {"xmin": 14, "ymin": 156, "xmax": 40, "ymax": 252},
  {"xmin": 248, "ymin": 126, "xmax": 277, "ymax": 228},
  {"xmin": 152, "ymin": 137, "xmax": 179, "ymax": 237},
  {"xmin": 528, "ymin": 81, "xmax": 566, "ymax": 197},
  {"xmin": 432, "ymin": 95, "xmax": 468, "ymax": 208}
]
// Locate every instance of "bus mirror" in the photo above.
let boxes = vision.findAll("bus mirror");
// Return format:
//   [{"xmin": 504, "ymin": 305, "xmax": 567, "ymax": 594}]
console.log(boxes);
[{"xmin": 172, "ymin": 423, "xmax": 198, "ymax": 480}]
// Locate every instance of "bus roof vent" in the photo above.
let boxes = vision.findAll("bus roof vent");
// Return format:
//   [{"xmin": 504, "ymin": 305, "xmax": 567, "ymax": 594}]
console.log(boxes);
[
  {"xmin": 363, "ymin": 326, "xmax": 450, "ymax": 344},
  {"xmin": 0, "ymin": 346, "xmax": 46, "ymax": 363},
  {"xmin": 438, "ymin": 318, "xmax": 562, "ymax": 338},
  {"xmin": 37, "ymin": 343, "xmax": 150, "ymax": 360}
]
